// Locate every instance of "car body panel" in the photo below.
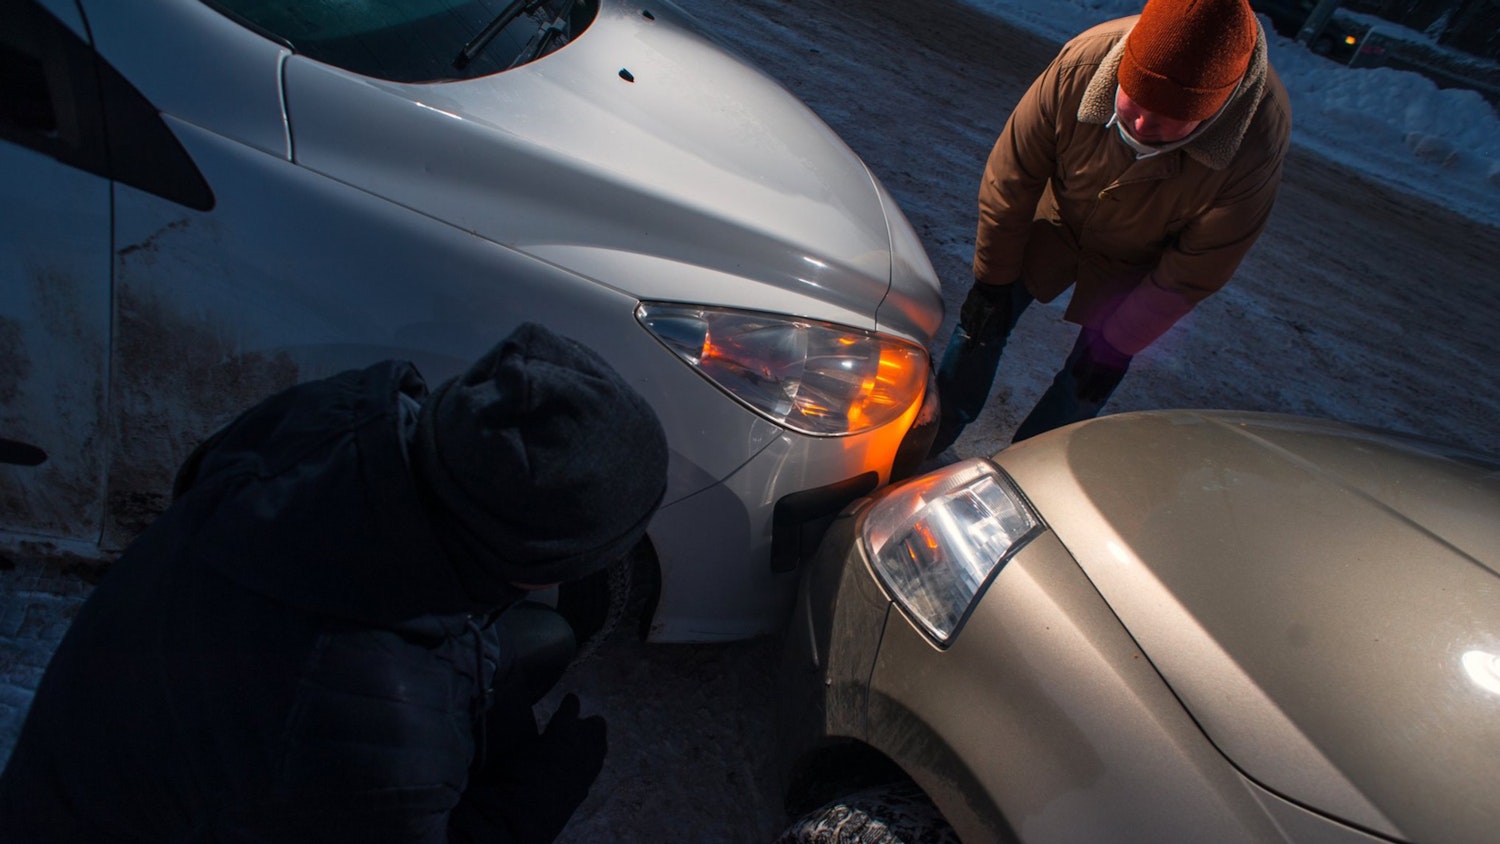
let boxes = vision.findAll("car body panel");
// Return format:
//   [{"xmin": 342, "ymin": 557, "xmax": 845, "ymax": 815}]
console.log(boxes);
[
  {"xmin": 782, "ymin": 411, "xmax": 1500, "ymax": 842},
  {"xmin": 0, "ymin": 146, "xmax": 112, "ymax": 540},
  {"xmin": 998, "ymin": 411, "xmax": 1500, "ymax": 842},
  {"xmin": 1246, "ymin": 777, "xmax": 1408, "ymax": 844},
  {"xmin": 32, "ymin": 0, "xmax": 85, "ymax": 34},
  {"xmin": 650, "ymin": 444, "xmax": 859, "ymax": 640},
  {"xmin": 3, "ymin": 0, "xmax": 942, "ymax": 641},
  {"xmin": 650, "ymin": 387, "xmax": 921, "ymax": 641},
  {"xmin": 869, "ymin": 174, "xmax": 944, "ymax": 344},
  {"xmin": 278, "ymin": 3, "xmax": 919, "ymax": 336},
  {"xmin": 787, "ymin": 513, "xmax": 1286, "ymax": 843},
  {"xmin": 780, "ymin": 508, "xmax": 891, "ymax": 752},
  {"xmin": 80, "ymin": 0, "xmax": 291, "ymax": 158},
  {"xmin": 105, "ymin": 116, "xmax": 776, "ymax": 511},
  {"xmin": 872, "ymin": 534, "xmax": 1288, "ymax": 844},
  {"xmin": 108, "ymin": 116, "xmax": 782, "ymax": 509},
  {"xmin": 106, "ymin": 118, "xmax": 831, "ymax": 641}
]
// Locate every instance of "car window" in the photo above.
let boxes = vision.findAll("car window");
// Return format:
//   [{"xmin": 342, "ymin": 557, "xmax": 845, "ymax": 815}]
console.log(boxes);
[
  {"xmin": 204, "ymin": 0, "xmax": 596, "ymax": 83},
  {"xmin": 1, "ymin": 0, "xmax": 212, "ymax": 209}
]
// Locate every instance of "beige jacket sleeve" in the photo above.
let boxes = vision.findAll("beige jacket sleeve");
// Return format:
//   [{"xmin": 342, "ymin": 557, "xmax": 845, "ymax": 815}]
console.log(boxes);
[{"xmin": 972, "ymin": 54, "xmax": 1072, "ymax": 289}]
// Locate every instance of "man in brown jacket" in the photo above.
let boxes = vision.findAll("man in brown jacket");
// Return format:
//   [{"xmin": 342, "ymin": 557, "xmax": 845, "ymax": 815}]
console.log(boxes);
[{"xmin": 929, "ymin": 0, "xmax": 1292, "ymax": 453}]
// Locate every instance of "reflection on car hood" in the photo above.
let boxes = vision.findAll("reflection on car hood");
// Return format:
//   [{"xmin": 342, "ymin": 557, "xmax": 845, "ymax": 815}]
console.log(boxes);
[
  {"xmin": 998, "ymin": 411, "xmax": 1500, "ymax": 844},
  {"xmin": 282, "ymin": 0, "xmax": 925, "ymax": 333}
]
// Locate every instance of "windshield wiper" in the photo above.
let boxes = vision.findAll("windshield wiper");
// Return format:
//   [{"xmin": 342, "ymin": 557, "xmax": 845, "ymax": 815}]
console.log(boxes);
[
  {"xmin": 508, "ymin": 0, "xmax": 577, "ymax": 68},
  {"xmin": 453, "ymin": 0, "xmax": 546, "ymax": 70}
]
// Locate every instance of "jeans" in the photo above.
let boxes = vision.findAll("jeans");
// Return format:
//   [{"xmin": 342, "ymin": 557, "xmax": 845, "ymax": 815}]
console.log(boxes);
[
  {"xmin": 1010, "ymin": 327, "xmax": 1129, "ymax": 442},
  {"xmin": 930, "ymin": 282, "xmax": 1130, "ymax": 453}
]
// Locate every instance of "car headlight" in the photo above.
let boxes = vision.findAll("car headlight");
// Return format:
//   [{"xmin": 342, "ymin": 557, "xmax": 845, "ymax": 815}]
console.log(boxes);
[
  {"xmin": 637, "ymin": 303, "xmax": 928, "ymax": 436},
  {"xmin": 863, "ymin": 458, "xmax": 1041, "ymax": 643}
]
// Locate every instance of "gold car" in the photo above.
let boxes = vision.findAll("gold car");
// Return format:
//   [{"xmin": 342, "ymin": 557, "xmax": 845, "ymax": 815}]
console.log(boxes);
[{"xmin": 778, "ymin": 410, "xmax": 1500, "ymax": 844}]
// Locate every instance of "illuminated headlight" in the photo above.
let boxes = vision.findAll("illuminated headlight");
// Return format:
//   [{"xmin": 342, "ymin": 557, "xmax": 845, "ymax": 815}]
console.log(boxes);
[
  {"xmin": 637, "ymin": 303, "xmax": 928, "ymax": 436},
  {"xmin": 864, "ymin": 458, "xmax": 1041, "ymax": 643}
]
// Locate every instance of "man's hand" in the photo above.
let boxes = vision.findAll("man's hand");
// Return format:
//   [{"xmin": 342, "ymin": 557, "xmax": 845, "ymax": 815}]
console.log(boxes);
[
  {"xmin": 528, "ymin": 693, "xmax": 609, "ymax": 804},
  {"xmin": 957, "ymin": 280, "xmax": 1018, "ymax": 344},
  {"xmin": 453, "ymin": 693, "xmax": 607, "ymax": 844}
]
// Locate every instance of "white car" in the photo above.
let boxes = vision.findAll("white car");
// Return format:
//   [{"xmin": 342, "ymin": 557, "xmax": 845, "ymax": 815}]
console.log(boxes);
[{"xmin": 0, "ymin": 0, "xmax": 943, "ymax": 642}]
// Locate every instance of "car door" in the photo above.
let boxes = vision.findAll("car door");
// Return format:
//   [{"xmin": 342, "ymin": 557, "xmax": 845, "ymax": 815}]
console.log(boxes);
[
  {"xmin": 1, "ymin": 0, "xmax": 214, "ymax": 543},
  {"xmin": 0, "ymin": 0, "xmax": 113, "ymax": 542}
]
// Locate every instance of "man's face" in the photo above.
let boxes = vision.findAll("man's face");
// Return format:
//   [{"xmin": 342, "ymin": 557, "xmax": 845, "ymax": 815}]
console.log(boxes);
[{"xmin": 1114, "ymin": 87, "xmax": 1202, "ymax": 144}]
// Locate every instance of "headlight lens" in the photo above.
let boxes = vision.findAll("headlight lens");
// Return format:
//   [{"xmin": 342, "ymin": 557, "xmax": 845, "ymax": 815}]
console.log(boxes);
[
  {"xmin": 637, "ymin": 303, "xmax": 928, "ymax": 436},
  {"xmin": 864, "ymin": 458, "xmax": 1041, "ymax": 643}
]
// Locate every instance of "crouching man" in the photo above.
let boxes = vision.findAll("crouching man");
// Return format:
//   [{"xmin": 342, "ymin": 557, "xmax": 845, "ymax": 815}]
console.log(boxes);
[{"xmin": 0, "ymin": 323, "xmax": 669, "ymax": 843}]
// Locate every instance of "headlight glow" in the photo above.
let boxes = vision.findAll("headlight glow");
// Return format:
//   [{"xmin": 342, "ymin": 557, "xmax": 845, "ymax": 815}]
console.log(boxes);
[
  {"xmin": 863, "ymin": 458, "xmax": 1040, "ymax": 643},
  {"xmin": 637, "ymin": 303, "xmax": 927, "ymax": 436}
]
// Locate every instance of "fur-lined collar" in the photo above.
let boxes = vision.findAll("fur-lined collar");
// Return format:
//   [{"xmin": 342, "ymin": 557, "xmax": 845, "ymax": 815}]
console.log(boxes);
[{"xmin": 1078, "ymin": 21, "xmax": 1270, "ymax": 170}]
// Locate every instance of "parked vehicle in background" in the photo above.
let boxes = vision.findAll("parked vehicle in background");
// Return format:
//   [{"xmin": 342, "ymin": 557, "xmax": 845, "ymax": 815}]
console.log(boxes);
[
  {"xmin": 1344, "ymin": 23, "xmax": 1500, "ymax": 108},
  {"xmin": 0, "ymin": 0, "xmax": 943, "ymax": 644},
  {"xmin": 778, "ymin": 410, "xmax": 1500, "ymax": 843},
  {"xmin": 1252, "ymin": 0, "xmax": 1367, "ymax": 61}
]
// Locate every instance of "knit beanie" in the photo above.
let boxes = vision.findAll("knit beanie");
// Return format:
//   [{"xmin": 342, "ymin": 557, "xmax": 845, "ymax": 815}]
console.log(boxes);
[
  {"xmin": 1119, "ymin": 0, "xmax": 1258, "ymax": 122},
  {"xmin": 412, "ymin": 323, "xmax": 669, "ymax": 593}
]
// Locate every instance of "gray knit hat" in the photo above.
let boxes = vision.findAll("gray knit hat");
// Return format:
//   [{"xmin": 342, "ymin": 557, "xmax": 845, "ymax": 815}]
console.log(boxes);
[{"xmin": 412, "ymin": 323, "xmax": 669, "ymax": 590}]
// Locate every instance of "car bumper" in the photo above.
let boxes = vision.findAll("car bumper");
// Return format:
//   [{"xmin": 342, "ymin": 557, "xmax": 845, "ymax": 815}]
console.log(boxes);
[{"xmin": 646, "ymin": 378, "xmax": 929, "ymax": 642}]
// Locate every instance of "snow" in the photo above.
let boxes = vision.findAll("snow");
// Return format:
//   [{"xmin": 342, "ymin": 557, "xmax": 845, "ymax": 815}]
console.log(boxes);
[{"xmin": 964, "ymin": 0, "xmax": 1500, "ymax": 226}]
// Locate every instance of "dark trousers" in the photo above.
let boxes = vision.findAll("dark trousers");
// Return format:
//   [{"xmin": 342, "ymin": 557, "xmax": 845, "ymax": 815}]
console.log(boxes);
[{"xmin": 931, "ymin": 282, "xmax": 1130, "ymax": 453}]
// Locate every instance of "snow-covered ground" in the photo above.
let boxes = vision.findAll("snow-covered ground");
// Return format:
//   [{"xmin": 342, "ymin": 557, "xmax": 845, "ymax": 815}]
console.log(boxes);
[{"xmin": 3, "ymin": 0, "xmax": 1498, "ymax": 841}]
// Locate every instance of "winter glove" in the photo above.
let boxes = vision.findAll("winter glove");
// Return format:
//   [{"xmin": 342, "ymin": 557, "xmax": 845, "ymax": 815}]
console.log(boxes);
[
  {"xmin": 453, "ymin": 693, "xmax": 608, "ymax": 844},
  {"xmin": 1069, "ymin": 329, "xmax": 1132, "ymax": 404},
  {"xmin": 957, "ymin": 280, "xmax": 1018, "ymax": 346}
]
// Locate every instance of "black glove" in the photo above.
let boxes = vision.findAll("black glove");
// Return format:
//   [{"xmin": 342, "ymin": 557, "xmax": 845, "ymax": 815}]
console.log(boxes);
[
  {"xmin": 524, "ymin": 692, "xmax": 608, "ymax": 799},
  {"xmin": 1069, "ymin": 329, "xmax": 1132, "ymax": 404},
  {"xmin": 454, "ymin": 693, "xmax": 608, "ymax": 844},
  {"xmin": 957, "ymin": 280, "xmax": 1017, "ymax": 344}
]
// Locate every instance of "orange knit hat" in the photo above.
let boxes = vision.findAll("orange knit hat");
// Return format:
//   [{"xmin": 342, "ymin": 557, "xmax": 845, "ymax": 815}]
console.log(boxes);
[{"xmin": 1119, "ymin": 0, "xmax": 1258, "ymax": 122}]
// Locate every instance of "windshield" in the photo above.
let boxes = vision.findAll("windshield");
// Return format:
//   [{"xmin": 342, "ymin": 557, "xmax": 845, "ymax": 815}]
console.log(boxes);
[{"xmin": 205, "ymin": 0, "xmax": 596, "ymax": 82}]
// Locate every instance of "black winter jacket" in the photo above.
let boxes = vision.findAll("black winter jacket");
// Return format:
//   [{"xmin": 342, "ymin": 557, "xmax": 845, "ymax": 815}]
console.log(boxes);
[{"xmin": 0, "ymin": 361, "xmax": 530, "ymax": 843}]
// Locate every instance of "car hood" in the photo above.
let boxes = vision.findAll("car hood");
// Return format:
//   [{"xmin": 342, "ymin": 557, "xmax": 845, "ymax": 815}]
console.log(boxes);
[
  {"xmin": 279, "ymin": 0, "xmax": 938, "ymax": 339},
  {"xmin": 998, "ymin": 411, "xmax": 1500, "ymax": 844}
]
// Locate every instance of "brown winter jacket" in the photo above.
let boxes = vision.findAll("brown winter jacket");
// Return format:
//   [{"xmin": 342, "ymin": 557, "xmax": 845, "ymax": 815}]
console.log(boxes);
[{"xmin": 973, "ymin": 15, "xmax": 1292, "ymax": 355}]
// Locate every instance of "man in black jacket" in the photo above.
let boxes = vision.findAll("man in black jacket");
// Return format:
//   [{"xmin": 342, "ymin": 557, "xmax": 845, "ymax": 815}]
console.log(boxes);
[{"xmin": 0, "ymin": 323, "xmax": 670, "ymax": 843}]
